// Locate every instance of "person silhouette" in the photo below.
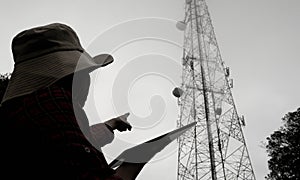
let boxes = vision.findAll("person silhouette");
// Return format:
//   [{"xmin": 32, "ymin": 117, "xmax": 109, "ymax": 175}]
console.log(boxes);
[{"xmin": 0, "ymin": 23, "xmax": 131, "ymax": 179}]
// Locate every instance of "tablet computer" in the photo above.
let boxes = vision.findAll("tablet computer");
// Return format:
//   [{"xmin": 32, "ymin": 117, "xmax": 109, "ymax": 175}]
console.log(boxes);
[{"xmin": 109, "ymin": 121, "xmax": 197, "ymax": 168}]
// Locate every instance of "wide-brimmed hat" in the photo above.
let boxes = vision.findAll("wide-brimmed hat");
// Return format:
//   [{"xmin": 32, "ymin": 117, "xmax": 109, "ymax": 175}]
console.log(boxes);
[{"xmin": 1, "ymin": 23, "xmax": 113, "ymax": 103}]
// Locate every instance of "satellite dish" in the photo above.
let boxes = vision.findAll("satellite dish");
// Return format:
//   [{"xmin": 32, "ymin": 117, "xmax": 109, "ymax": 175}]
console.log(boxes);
[
  {"xmin": 173, "ymin": 87, "xmax": 184, "ymax": 98},
  {"xmin": 176, "ymin": 21, "xmax": 186, "ymax": 31},
  {"xmin": 186, "ymin": 0, "xmax": 192, "ymax": 4},
  {"xmin": 215, "ymin": 108, "xmax": 222, "ymax": 116}
]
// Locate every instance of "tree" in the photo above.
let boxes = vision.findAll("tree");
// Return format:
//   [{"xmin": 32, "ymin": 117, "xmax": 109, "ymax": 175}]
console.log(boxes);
[
  {"xmin": 266, "ymin": 108, "xmax": 300, "ymax": 180},
  {"xmin": 0, "ymin": 73, "xmax": 10, "ymax": 102}
]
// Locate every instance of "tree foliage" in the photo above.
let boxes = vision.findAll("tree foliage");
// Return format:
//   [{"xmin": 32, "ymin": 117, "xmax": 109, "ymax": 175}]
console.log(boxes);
[
  {"xmin": 266, "ymin": 108, "xmax": 300, "ymax": 179},
  {"xmin": 0, "ymin": 73, "xmax": 10, "ymax": 102}
]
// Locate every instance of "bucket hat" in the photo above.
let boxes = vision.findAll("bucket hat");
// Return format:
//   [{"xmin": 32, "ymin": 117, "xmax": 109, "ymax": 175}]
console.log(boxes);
[{"xmin": 1, "ymin": 23, "xmax": 113, "ymax": 103}]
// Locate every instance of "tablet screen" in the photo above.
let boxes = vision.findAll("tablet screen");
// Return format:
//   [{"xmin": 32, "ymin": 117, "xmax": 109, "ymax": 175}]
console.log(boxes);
[{"xmin": 109, "ymin": 121, "xmax": 197, "ymax": 168}]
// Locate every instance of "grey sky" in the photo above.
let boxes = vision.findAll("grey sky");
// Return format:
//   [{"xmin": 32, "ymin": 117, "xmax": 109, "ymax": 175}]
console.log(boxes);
[{"xmin": 1, "ymin": 0, "xmax": 300, "ymax": 179}]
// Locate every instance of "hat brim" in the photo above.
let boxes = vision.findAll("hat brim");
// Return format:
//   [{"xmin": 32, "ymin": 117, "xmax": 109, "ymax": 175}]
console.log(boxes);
[
  {"xmin": 75, "ymin": 51, "xmax": 114, "ymax": 72},
  {"xmin": 93, "ymin": 54, "xmax": 114, "ymax": 68},
  {"xmin": 2, "ymin": 50, "xmax": 114, "ymax": 103},
  {"xmin": 73, "ymin": 52, "xmax": 114, "ymax": 72}
]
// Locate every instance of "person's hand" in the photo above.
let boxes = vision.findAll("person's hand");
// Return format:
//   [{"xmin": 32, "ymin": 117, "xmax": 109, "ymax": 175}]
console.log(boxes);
[{"xmin": 105, "ymin": 113, "xmax": 132, "ymax": 132}]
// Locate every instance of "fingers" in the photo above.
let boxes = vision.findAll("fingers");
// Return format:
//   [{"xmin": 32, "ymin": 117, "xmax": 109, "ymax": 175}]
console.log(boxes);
[
  {"xmin": 119, "ymin": 112, "xmax": 130, "ymax": 121},
  {"xmin": 117, "ymin": 112, "xmax": 132, "ymax": 132},
  {"xmin": 119, "ymin": 113, "xmax": 130, "ymax": 125},
  {"xmin": 116, "ymin": 123, "xmax": 131, "ymax": 132},
  {"xmin": 124, "ymin": 121, "xmax": 132, "ymax": 131}
]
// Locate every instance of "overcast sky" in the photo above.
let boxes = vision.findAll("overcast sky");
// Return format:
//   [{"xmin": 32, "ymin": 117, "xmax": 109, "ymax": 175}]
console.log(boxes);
[{"xmin": 1, "ymin": 0, "xmax": 300, "ymax": 179}]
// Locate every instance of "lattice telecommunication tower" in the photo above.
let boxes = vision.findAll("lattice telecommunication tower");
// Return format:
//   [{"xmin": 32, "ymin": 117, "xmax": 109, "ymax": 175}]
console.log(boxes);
[{"xmin": 175, "ymin": 0, "xmax": 256, "ymax": 179}]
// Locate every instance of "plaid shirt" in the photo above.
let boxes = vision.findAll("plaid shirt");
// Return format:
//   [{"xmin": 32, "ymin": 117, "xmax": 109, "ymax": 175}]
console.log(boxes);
[{"xmin": 0, "ymin": 84, "xmax": 122, "ymax": 180}]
